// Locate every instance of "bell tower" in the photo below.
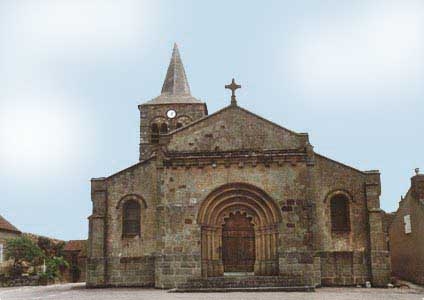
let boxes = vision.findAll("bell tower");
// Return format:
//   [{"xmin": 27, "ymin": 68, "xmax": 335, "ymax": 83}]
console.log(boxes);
[{"xmin": 138, "ymin": 44, "xmax": 208, "ymax": 161}]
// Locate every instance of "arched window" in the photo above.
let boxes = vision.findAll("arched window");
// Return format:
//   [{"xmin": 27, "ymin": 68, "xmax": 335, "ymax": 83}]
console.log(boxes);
[
  {"xmin": 151, "ymin": 123, "xmax": 159, "ymax": 144},
  {"xmin": 123, "ymin": 200, "xmax": 141, "ymax": 237},
  {"xmin": 330, "ymin": 194, "xmax": 350, "ymax": 232},
  {"xmin": 160, "ymin": 123, "xmax": 168, "ymax": 134},
  {"xmin": 176, "ymin": 122, "xmax": 183, "ymax": 129}
]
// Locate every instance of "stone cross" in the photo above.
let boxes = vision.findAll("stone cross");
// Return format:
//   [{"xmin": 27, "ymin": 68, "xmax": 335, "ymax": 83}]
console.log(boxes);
[
  {"xmin": 415, "ymin": 168, "xmax": 420, "ymax": 175},
  {"xmin": 225, "ymin": 78, "xmax": 241, "ymax": 106}
]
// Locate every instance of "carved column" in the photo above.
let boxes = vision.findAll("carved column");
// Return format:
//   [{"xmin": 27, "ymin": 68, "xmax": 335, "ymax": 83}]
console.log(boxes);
[
  {"xmin": 254, "ymin": 228, "xmax": 261, "ymax": 274},
  {"xmin": 202, "ymin": 226, "xmax": 223, "ymax": 277},
  {"xmin": 201, "ymin": 226, "xmax": 209, "ymax": 278}
]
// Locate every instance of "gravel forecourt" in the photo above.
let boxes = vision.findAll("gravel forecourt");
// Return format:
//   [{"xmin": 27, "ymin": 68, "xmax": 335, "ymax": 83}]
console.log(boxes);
[{"xmin": 1, "ymin": 283, "xmax": 423, "ymax": 300}]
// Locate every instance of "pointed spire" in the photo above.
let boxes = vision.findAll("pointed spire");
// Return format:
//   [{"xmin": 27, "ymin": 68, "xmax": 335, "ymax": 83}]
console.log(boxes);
[
  {"xmin": 142, "ymin": 44, "xmax": 203, "ymax": 105},
  {"xmin": 161, "ymin": 43, "xmax": 191, "ymax": 96}
]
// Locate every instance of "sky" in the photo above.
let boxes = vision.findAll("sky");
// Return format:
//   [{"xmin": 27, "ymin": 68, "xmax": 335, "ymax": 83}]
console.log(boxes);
[{"xmin": 0, "ymin": 0, "xmax": 423, "ymax": 240}]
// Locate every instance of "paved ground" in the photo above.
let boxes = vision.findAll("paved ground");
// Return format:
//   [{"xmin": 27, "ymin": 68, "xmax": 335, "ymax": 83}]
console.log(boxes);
[{"xmin": 0, "ymin": 283, "xmax": 423, "ymax": 300}]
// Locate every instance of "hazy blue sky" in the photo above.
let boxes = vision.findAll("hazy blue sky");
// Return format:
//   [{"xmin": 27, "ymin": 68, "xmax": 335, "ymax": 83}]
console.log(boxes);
[{"xmin": 0, "ymin": 0, "xmax": 423, "ymax": 240}]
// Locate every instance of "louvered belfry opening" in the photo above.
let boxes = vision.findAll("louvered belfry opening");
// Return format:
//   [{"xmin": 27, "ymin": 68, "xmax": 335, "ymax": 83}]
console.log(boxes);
[
  {"xmin": 160, "ymin": 123, "xmax": 168, "ymax": 134},
  {"xmin": 151, "ymin": 123, "xmax": 159, "ymax": 144}
]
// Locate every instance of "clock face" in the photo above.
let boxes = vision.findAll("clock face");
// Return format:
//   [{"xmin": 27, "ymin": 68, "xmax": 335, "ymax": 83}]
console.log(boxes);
[{"xmin": 166, "ymin": 109, "xmax": 176, "ymax": 119}]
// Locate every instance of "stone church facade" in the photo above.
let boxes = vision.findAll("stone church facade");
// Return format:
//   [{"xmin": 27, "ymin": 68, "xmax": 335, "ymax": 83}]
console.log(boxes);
[{"xmin": 87, "ymin": 44, "xmax": 390, "ymax": 289}]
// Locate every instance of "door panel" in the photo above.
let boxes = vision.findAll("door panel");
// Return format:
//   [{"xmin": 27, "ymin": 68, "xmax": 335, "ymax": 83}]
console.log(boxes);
[{"xmin": 222, "ymin": 212, "xmax": 255, "ymax": 272}]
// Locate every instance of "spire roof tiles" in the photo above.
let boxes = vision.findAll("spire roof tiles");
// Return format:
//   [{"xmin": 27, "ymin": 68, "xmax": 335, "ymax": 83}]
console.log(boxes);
[{"xmin": 142, "ymin": 44, "xmax": 203, "ymax": 105}]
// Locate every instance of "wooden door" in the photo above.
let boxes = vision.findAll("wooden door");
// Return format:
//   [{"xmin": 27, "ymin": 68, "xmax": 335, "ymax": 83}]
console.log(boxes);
[{"xmin": 222, "ymin": 212, "xmax": 255, "ymax": 272}]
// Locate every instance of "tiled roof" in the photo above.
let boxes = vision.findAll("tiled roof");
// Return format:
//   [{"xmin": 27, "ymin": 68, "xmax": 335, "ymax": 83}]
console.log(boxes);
[
  {"xmin": 141, "ymin": 44, "xmax": 203, "ymax": 105},
  {"xmin": 161, "ymin": 43, "xmax": 191, "ymax": 96},
  {"xmin": 143, "ymin": 94, "xmax": 203, "ymax": 105},
  {"xmin": 63, "ymin": 240, "xmax": 87, "ymax": 253},
  {"xmin": 0, "ymin": 214, "xmax": 21, "ymax": 234}
]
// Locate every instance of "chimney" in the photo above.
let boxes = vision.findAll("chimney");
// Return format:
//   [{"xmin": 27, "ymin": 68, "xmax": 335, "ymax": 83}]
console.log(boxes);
[{"xmin": 411, "ymin": 168, "xmax": 424, "ymax": 200}]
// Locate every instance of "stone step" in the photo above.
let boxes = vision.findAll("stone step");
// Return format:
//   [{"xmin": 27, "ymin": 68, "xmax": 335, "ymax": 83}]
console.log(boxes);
[
  {"xmin": 169, "ymin": 286, "xmax": 315, "ymax": 293},
  {"xmin": 177, "ymin": 275, "xmax": 309, "ymax": 290}
]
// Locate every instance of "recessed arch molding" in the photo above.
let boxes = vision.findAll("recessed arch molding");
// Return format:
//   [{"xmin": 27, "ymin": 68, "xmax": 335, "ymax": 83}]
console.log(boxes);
[
  {"xmin": 324, "ymin": 189, "xmax": 354, "ymax": 203},
  {"xmin": 116, "ymin": 194, "xmax": 148, "ymax": 210},
  {"xmin": 197, "ymin": 182, "xmax": 282, "ymax": 277}
]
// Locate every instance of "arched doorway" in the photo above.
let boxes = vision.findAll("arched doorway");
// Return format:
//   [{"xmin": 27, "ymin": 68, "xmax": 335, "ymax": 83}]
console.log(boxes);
[
  {"xmin": 222, "ymin": 211, "xmax": 255, "ymax": 273},
  {"xmin": 197, "ymin": 183, "xmax": 282, "ymax": 278}
]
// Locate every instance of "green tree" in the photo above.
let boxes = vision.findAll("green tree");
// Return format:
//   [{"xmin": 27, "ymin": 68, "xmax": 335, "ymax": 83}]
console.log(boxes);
[
  {"xmin": 37, "ymin": 236, "xmax": 53, "ymax": 257},
  {"xmin": 53, "ymin": 241, "xmax": 65, "ymax": 257},
  {"xmin": 44, "ymin": 256, "xmax": 69, "ymax": 280},
  {"xmin": 37, "ymin": 236, "xmax": 65, "ymax": 257},
  {"xmin": 5, "ymin": 236, "xmax": 44, "ymax": 277}
]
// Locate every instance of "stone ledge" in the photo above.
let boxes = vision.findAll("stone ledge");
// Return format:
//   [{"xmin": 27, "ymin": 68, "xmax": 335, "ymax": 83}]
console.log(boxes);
[{"xmin": 169, "ymin": 286, "xmax": 315, "ymax": 293}]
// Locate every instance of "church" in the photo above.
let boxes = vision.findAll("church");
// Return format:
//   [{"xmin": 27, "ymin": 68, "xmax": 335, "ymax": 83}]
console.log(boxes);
[{"xmin": 87, "ymin": 44, "xmax": 390, "ymax": 289}]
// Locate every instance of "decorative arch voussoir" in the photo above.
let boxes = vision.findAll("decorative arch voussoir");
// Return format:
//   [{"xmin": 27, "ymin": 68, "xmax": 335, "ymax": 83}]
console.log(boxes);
[
  {"xmin": 211, "ymin": 201, "xmax": 266, "ymax": 227},
  {"xmin": 115, "ymin": 194, "xmax": 148, "ymax": 209},
  {"xmin": 324, "ymin": 189, "xmax": 354, "ymax": 203},
  {"xmin": 197, "ymin": 182, "xmax": 282, "ymax": 226}
]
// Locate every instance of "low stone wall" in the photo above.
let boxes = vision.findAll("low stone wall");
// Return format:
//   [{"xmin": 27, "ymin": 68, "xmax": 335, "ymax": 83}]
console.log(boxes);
[
  {"xmin": 278, "ymin": 251, "xmax": 321, "ymax": 287},
  {"xmin": 108, "ymin": 256, "xmax": 155, "ymax": 287},
  {"xmin": 155, "ymin": 253, "xmax": 202, "ymax": 289},
  {"xmin": 87, "ymin": 256, "xmax": 155, "ymax": 288},
  {"xmin": 0, "ymin": 275, "xmax": 43, "ymax": 287},
  {"xmin": 320, "ymin": 251, "xmax": 370, "ymax": 286}
]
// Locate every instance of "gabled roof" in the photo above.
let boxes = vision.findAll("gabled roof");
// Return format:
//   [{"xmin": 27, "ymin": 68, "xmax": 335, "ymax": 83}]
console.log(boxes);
[
  {"xmin": 168, "ymin": 104, "xmax": 305, "ymax": 138},
  {"xmin": 0, "ymin": 214, "xmax": 21, "ymax": 234},
  {"xmin": 314, "ymin": 153, "xmax": 366, "ymax": 175},
  {"xmin": 166, "ymin": 104, "xmax": 308, "ymax": 153},
  {"xmin": 63, "ymin": 240, "xmax": 86, "ymax": 252},
  {"xmin": 142, "ymin": 44, "xmax": 203, "ymax": 105},
  {"xmin": 105, "ymin": 155, "xmax": 156, "ymax": 180},
  {"xmin": 144, "ymin": 94, "xmax": 203, "ymax": 105}
]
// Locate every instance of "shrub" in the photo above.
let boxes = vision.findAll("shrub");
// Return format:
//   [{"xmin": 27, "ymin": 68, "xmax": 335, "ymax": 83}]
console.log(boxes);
[
  {"xmin": 5, "ymin": 237, "xmax": 44, "ymax": 277},
  {"xmin": 44, "ymin": 256, "xmax": 69, "ymax": 280}
]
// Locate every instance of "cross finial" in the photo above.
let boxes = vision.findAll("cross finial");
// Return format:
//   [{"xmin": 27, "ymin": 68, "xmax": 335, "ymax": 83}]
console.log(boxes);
[
  {"xmin": 415, "ymin": 168, "xmax": 420, "ymax": 175},
  {"xmin": 225, "ymin": 78, "xmax": 241, "ymax": 106}
]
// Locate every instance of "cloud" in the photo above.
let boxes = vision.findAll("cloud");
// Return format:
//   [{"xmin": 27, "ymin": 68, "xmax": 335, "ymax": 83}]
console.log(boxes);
[
  {"xmin": 0, "ymin": 91, "xmax": 90, "ymax": 177},
  {"xmin": 0, "ymin": 0, "xmax": 159, "ymax": 177},
  {"xmin": 1, "ymin": 0, "xmax": 155, "ymax": 54},
  {"xmin": 283, "ymin": 1, "xmax": 424, "ymax": 108}
]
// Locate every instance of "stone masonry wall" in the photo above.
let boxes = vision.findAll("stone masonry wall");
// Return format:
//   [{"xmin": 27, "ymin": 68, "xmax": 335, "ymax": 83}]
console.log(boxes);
[
  {"xmin": 390, "ymin": 187, "xmax": 424, "ymax": 285},
  {"xmin": 87, "ymin": 160, "xmax": 158, "ymax": 287},
  {"xmin": 313, "ymin": 155, "xmax": 374, "ymax": 286},
  {"xmin": 167, "ymin": 105, "xmax": 308, "ymax": 153},
  {"xmin": 139, "ymin": 103, "xmax": 207, "ymax": 161},
  {"xmin": 0, "ymin": 230, "xmax": 21, "ymax": 274},
  {"xmin": 87, "ymin": 102, "xmax": 391, "ymax": 288},
  {"xmin": 87, "ymin": 178, "xmax": 107, "ymax": 287},
  {"xmin": 105, "ymin": 161, "xmax": 158, "ymax": 286},
  {"xmin": 155, "ymin": 159, "xmax": 313, "ymax": 288},
  {"xmin": 365, "ymin": 171, "xmax": 391, "ymax": 286}
]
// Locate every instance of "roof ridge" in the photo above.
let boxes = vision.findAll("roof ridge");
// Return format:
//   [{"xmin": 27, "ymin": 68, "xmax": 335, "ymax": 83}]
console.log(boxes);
[
  {"xmin": 166, "ymin": 104, "xmax": 305, "ymax": 138},
  {"xmin": 0, "ymin": 214, "xmax": 21, "ymax": 233}
]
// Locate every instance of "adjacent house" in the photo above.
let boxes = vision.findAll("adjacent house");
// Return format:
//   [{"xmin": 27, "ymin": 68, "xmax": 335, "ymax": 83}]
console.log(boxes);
[
  {"xmin": 63, "ymin": 240, "xmax": 87, "ymax": 283},
  {"xmin": 389, "ymin": 170, "xmax": 424, "ymax": 285},
  {"xmin": 0, "ymin": 214, "xmax": 22, "ymax": 273}
]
